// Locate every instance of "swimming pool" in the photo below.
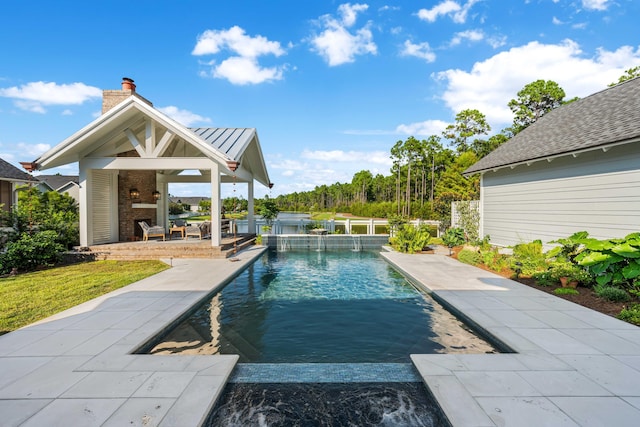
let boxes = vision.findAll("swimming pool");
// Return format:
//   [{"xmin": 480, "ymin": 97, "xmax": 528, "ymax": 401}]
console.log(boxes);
[{"xmin": 145, "ymin": 250, "xmax": 497, "ymax": 362}]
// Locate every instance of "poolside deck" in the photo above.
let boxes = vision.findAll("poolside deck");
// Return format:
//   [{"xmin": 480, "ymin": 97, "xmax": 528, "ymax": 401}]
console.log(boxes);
[
  {"xmin": 0, "ymin": 247, "xmax": 639, "ymax": 426},
  {"xmin": 85, "ymin": 234, "xmax": 256, "ymax": 260}
]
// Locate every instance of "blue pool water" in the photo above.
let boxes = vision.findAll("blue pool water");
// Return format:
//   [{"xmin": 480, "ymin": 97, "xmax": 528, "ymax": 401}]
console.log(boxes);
[{"xmin": 148, "ymin": 250, "xmax": 497, "ymax": 362}]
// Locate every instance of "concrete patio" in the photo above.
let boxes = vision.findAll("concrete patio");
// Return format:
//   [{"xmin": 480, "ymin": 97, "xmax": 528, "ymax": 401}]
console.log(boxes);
[{"xmin": 0, "ymin": 247, "xmax": 638, "ymax": 426}]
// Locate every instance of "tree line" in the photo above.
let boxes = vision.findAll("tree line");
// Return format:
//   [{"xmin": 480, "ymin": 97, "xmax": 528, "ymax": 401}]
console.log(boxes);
[{"xmin": 266, "ymin": 69, "xmax": 639, "ymax": 224}]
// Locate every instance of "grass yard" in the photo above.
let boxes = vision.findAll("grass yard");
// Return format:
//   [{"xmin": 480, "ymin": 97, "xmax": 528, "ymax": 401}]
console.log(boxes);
[{"xmin": 0, "ymin": 260, "xmax": 170, "ymax": 335}]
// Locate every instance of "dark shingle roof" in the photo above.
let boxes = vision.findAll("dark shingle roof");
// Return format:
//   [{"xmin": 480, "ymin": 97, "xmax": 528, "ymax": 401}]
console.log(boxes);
[
  {"xmin": 169, "ymin": 196, "xmax": 210, "ymax": 206},
  {"xmin": 36, "ymin": 174, "xmax": 79, "ymax": 191},
  {"xmin": 0, "ymin": 157, "xmax": 35, "ymax": 182},
  {"xmin": 464, "ymin": 77, "xmax": 640, "ymax": 175}
]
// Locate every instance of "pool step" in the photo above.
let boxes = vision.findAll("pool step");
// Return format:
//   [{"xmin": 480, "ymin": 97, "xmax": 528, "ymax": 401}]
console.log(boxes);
[{"xmin": 229, "ymin": 363, "xmax": 421, "ymax": 383}]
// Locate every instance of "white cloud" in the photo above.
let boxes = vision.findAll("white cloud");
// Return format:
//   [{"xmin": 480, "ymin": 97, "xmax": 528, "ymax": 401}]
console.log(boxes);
[
  {"xmin": 434, "ymin": 39, "xmax": 640, "ymax": 127},
  {"xmin": 417, "ymin": 0, "xmax": 461, "ymax": 22},
  {"xmin": 338, "ymin": 3, "xmax": 369, "ymax": 27},
  {"xmin": 401, "ymin": 40, "xmax": 436, "ymax": 62},
  {"xmin": 19, "ymin": 142, "xmax": 51, "ymax": 156},
  {"xmin": 158, "ymin": 106, "xmax": 212, "ymax": 127},
  {"xmin": 552, "ymin": 16, "xmax": 563, "ymax": 25},
  {"xmin": 301, "ymin": 149, "xmax": 392, "ymax": 166},
  {"xmin": 0, "ymin": 81, "xmax": 101, "ymax": 113},
  {"xmin": 192, "ymin": 26, "xmax": 287, "ymax": 85},
  {"xmin": 450, "ymin": 29, "xmax": 484, "ymax": 46},
  {"xmin": 395, "ymin": 120, "xmax": 449, "ymax": 136},
  {"xmin": 61, "ymin": 109, "xmax": 73, "ymax": 116},
  {"xmin": 192, "ymin": 26, "xmax": 285, "ymax": 58},
  {"xmin": 582, "ymin": 0, "xmax": 610, "ymax": 11},
  {"xmin": 417, "ymin": 0, "xmax": 480, "ymax": 24},
  {"xmin": 213, "ymin": 56, "xmax": 285, "ymax": 85},
  {"xmin": 310, "ymin": 3, "xmax": 377, "ymax": 66}
]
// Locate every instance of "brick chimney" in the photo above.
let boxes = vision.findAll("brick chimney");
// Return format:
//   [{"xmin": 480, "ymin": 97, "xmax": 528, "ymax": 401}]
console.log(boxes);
[{"xmin": 101, "ymin": 77, "xmax": 152, "ymax": 114}]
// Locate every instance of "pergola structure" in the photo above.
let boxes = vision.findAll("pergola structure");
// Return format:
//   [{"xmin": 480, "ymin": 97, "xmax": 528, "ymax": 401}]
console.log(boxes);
[{"xmin": 22, "ymin": 81, "xmax": 271, "ymax": 248}]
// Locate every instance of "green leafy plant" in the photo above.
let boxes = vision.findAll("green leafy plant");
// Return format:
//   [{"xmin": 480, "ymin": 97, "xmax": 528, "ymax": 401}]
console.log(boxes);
[
  {"xmin": 618, "ymin": 304, "xmax": 640, "ymax": 325},
  {"xmin": 511, "ymin": 240, "xmax": 547, "ymax": 276},
  {"xmin": 531, "ymin": 270, "xmax": 555, "ymax": 286},
  {"xmin": 390, "ymin": 224, "xmax": 431, "ymax": 254},
  {"xmin": 575, "ymin": 232, "xmax": 640, "ymax": 289},
  {"xmin": 0, "ymin": 230, "xmax": 65, "ymax": 274},
  {"xmin": 554, "ymin": 288, "xmax": 579, "ymax": 296},
  {"xmin": 442, "ymin": 227, "xmax": 466, "ymax": 248},
  {"xmin": 593, "ymin": 284, "xmax": 630, "ymax": 302},
  {"xmin": 546, "ymin": 231, "xmax": 589, "ymax": 262},
  {"xmin": 548, "ymin": 261, "xmax": 591, "ymax": 285},
  {"xmin": 457, "ymin": 249, "xmax": 482, "ymax": 266},
  {"xmin": 481, "ymin": 248, "xmax": 510, "ymax": 272}
]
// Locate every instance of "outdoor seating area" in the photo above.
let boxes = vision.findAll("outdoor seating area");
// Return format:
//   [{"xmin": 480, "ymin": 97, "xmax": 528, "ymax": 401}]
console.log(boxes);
[
  {"xmin": 138, "ymin": 221, "xmax": 165, "ymax": 242},
  {"xmin": 185, "ymin": 221, "xmax": 211, "ymax": 240}
]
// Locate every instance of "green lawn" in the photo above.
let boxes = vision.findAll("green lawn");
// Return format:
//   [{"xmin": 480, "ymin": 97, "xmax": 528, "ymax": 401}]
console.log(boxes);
[{"xmin": 0, "ymin": 260, "xmax": 170, "ymax": 335}]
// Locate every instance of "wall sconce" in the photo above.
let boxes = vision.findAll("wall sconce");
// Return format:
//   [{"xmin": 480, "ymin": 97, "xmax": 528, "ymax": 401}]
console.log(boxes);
[
  {"xmin": 152, "ymin": 190, "xmax": 161, "ymax": 201},
  {"xmin": 129, "ymin": 188, "xmax": 140, "ymax": 199}
]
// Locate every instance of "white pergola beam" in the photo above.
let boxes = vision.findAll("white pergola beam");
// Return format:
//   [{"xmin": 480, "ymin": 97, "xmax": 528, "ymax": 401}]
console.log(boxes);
[{"xmin": 125, "ymin": 129, "xmax": 146, "ymax": 158}]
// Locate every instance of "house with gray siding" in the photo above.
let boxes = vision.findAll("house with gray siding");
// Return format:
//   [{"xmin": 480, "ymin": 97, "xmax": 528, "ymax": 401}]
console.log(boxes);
[{"xmin": 464, "ymin": 77, "xmax": 640, "ymax": 247}]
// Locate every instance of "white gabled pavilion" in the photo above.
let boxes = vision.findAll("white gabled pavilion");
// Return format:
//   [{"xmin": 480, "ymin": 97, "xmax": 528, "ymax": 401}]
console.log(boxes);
[{"xmin": 22, "ymin": 78, "xmax": 271, "ymax": 248}]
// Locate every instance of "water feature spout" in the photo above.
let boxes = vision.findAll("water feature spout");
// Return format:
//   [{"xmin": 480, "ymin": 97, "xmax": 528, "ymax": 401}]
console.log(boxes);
[
  {"xmin": 352, "ymin": 235, "xmax": 362, "ymax": 252},
  {"xmin": 279, "ymin": 236, "xmax": 289, "ymax": 252}
]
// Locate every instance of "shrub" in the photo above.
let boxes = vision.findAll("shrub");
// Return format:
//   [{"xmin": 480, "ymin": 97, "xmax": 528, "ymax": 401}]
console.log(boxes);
[
  {"xmin": 457, "ymin": 249, "xmax": 482, "ymax": 266},
  {"xmin": 618, "ymin": 304, "xmax": 640, "ymax": 325},
  {"xmin": 548, "ymin": 261, "xmax": 591, "ymax": 285},
  {"xmin": 481, "ymin": 249, "xmax": 510, "ymax": 272},
  {"xmin": 576, "ymin": 232, "xmax": 640, "ymax": 289},
  {"xmin": 391, "ymin": 224, "xmax": 431, "ymax": 254},
  {"xmin": 531, "ymin": 270, "xmax": 555, "ymax": 286},
  {"xmin": 554, "ymin": 288, "xmax": 579, "ymax": 296},
  {"xmin": 593, "ymin": 284, "xmax": 630, "ymax": 302},
  {"xmin": 511, "ymin": 240, "xmax": 547, "ymax": 276},
  {"xmin": 0, "ymin": 230, "xmax": 64, "ymax": 274},
  {"xmin": 442, "ymin": 227, "xmax": 465, "ymax": 248}
]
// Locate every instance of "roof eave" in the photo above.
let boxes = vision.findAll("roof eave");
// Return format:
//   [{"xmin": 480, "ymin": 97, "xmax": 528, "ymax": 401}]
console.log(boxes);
[{"xmin": 464, "ymin": 136, "xmax": 640, "ymax": 177}]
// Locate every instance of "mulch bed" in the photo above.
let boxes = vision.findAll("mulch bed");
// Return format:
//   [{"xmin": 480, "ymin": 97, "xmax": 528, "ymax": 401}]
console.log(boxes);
[{"xmin": 449, "ymin": 249, "xmax": 635, "ymax": 321}]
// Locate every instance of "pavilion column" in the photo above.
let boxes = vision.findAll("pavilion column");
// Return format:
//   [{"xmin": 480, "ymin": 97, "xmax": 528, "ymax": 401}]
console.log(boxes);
[
  {"xmin": 78, "ymin": 164, "xmax": 90, "ymax": 247},
  {"xmin": 247, "ymin": 181, "xmax": 255, "ymax": 234},
  {"xmin": 155, "ymin": 173, "xmax": 168, "ymax": 228},
  {"xmin": 210, "ymin": 162, "xmax": 221, "ymax": 246}
]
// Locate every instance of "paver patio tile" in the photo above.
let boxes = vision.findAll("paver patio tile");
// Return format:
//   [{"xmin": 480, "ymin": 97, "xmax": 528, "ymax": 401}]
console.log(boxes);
[
  {"xmin": 0, "ymin": 330, "xmax": 56, "ymax": 356},
  {"xmin": 422, "ymin": 375, "xmax": 495, "ymax": 427},
  {"xmin": 19, "ymin": 398, "xmax": 126, "ymax": 427},
  {"xmin": 560, "ymin": 328, "xmax": 640, "ymax": 355},
  {"xmin": 513, "ymin": 352, "xmax": 573, "ymax": 371},
  {"xmin": 0, "ymin": 398, "xmax": 52, "ymax": 427},
  {"xmin": 159, "ymin": 375, "xmax": 228, "ymax": 427},
  {"xmin": 476, "ymin": 396, "xmax": 580, "ymax": 427},
  {"xmin": 76, "ymin": 344, "xmax": 137, "ymax": 371},
  {"xmin": 61, "ymin": 371, "xmax": 152, "ymax": 398},
  {"xmin": 498, "ymin": 296, "xmax": 550, "ymax": 311},
  {"xmin": 66, "ymin": 310, "xmax": 136, "ymax": 330},
  {"xmin": 485, "ymin": 309, "xmax": 549, "ymax": 328},
  {"xmin": 525, "ymin": 310, "xmax": 594, "ymax": 329},
  {"xmin": 550, "ymin": 396, "xmax": 640, "ymax": 427},
  {"xmin": 518, "ymin": 370, "xmax": 612, "ymax": 396},
  {"xmin": 133, "ymin": 372, "xmax": 197, "ymax": 397},
  {"xmin": 612, "ymin": 355, "xmax": 640, "ymax": 371},
  {"xmin": 102, "ymin": 397, "xmax": 174, "ymax": 427},
  {"xmin": 454, "ymin": 353, "xmax": 528, "ymax": 371},
  {"xmin": 622, "ymin": 397, "xmax": 640, "ymax": 410},
  {"xmin": 64, "ymin": 328, "xmax": 132, "ymax": 356},
  {"xmin": 0, "ymin": 356, "xmax": 52, "ymax": 389},
  {"xmin": 557, "ymin": 355, "xmax": 640, "ymax": 396},
  {"xmin": 124, "ymin": 355, "xmax": 197, "ymax": 372},
  {"xmin": 514, "ymin": 328, "xmax": 602, "ymax": 355},
  {"xmin": 0, "ymin": 356, "xmax": 90, "ymax": 398},
  {"xmin": 411, "ymin": 355, "xmax": 464, "ymax": 375},
  {"xmin": 10, "ymin": 329, "xmax": 102, "ymax": 356},
  {"xmin": 455, "ymin": 371, "xmax": 541, "ymax": 397},
  {"xmin": 567, "ymin": 309, "xmax": 637, "ymax": 330}
]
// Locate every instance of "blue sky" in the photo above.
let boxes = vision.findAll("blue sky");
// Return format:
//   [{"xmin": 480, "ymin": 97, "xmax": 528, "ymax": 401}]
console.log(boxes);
[{"xmin": 1, "ymin": 0, "xmax": 639, "ymax": 198}]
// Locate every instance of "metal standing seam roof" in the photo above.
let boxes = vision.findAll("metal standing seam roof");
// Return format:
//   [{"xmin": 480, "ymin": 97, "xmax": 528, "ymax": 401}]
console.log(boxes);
[
  {"xmin": 190, "ymin": 127, "xmax": 256, "ymax": 162},
  {"xmin": 464, "ymin": 76, "xmax": 640, "ymax": 176}
]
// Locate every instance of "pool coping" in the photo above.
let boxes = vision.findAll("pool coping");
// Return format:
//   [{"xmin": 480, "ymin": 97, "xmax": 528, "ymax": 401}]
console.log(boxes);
[
  {"xmin": 382, "ymin": 250, "xmax": 640, "ymax": 427},
  {"xmin": 1, "ymin": 247, "xmax": 639, "ymax": 426}
]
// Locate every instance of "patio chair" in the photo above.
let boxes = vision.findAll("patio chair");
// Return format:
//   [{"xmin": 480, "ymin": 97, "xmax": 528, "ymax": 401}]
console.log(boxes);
[
  {"xmin": 185, "ymin": 221, "xmax": 211, "ymax": 240},
  {"xmin": 138, "ymin": 221, "xmax": 165, "ymax": 241}
]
